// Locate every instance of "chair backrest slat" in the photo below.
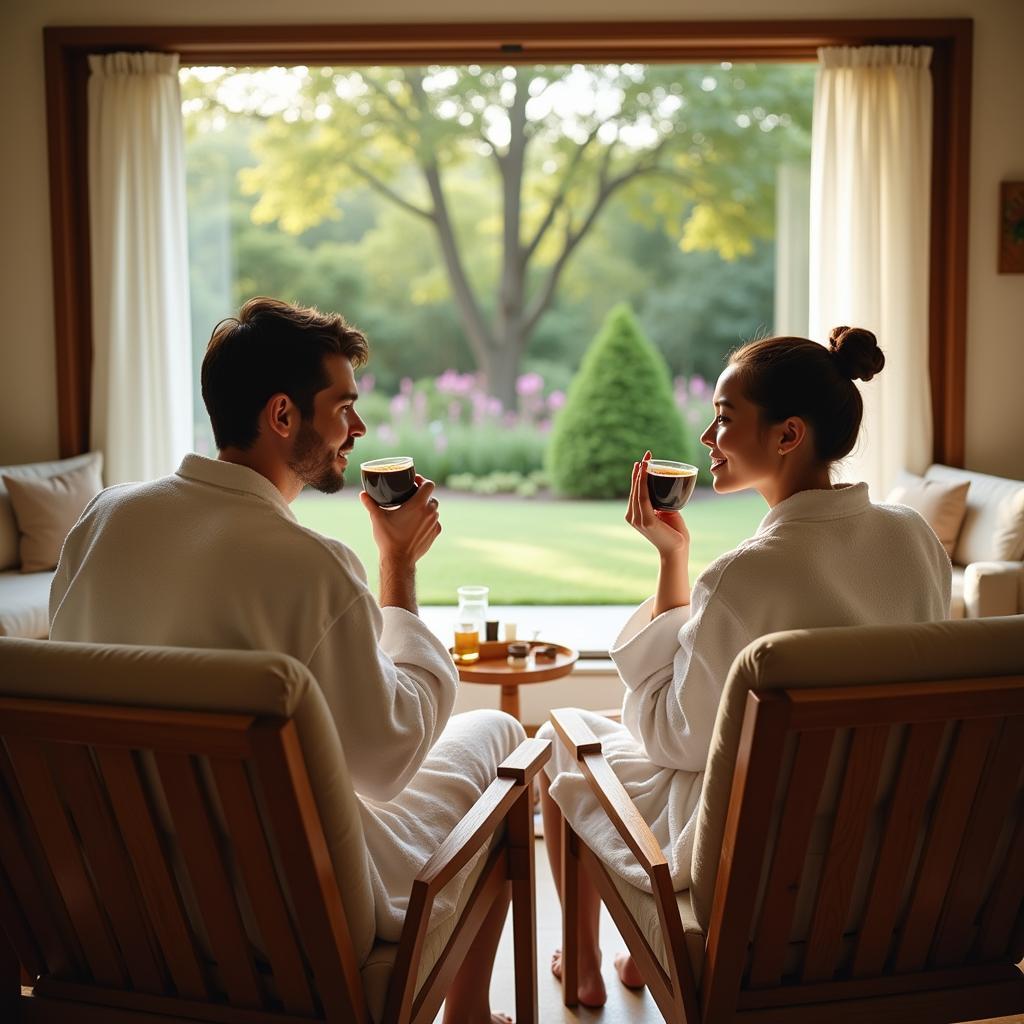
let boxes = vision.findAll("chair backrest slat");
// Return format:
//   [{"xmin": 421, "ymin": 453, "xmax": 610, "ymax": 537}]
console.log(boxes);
[
  {"xmin": 933, "ymin": 714, "xmax": 1024, "ymax": 966},
  {"xmin": 894, "ymin": 716, "xmax": 998, "ymax": 973},
  {"xmin": 801, "ymin": 724, "xmax": 889, "ymax": 983},
  {"xmin": 94, "ymin": 746, "xmax": 211, "ymax": 1001},
  {"xmin": 747, "ymin": 728, "xmax": 833, "ymax": 988},
  {"xmin": 0, "ymin": 838, "xmax": 46, "ymax": 980},
  {"xmin": 850, "ymin": 719, "xmax": 947, "ymax": 977},
  {"xmin": 973, "ymin": 766, "xmax": 1024, "ymax": 963},
  {"xmin": 210, "ymin": 756, "xmax": 318, "ymax": 1017},
  {"xmin": 0, "ymin": 743, "xmax": 84, "ymax": 981},
  {"xmin": 6, "ymin": 737, "xmax": 126, "ymax": 988},
  {"xmin": 250, "ymin": 721, "xmax": 369, "ymax": 1024},
  {"xmin": 153, "ymin": 750, "xmax": 264, "ymax": 1009},
  {"xmin": 48, "ymin": 742, "xmax": 166, "ymax": 994}
]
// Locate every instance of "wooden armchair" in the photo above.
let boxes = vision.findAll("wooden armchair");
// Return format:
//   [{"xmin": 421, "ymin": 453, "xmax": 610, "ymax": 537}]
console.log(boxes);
[
  {"xmin": 551, "ymin": 615, "xmax": 1024, "ymax": 1023},
  {"xmin": 0, "ymin": 637, "xmax": 550, "ymax": 1024}
]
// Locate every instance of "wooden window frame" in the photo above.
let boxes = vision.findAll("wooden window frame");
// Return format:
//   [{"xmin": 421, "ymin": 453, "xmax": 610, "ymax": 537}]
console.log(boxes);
[{"xmin": 44, "ymin": 19, "xmax": 972, "ymax": 464}]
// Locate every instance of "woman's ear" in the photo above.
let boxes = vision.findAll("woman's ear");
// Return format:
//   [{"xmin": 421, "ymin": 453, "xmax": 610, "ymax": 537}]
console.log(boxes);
[{"xmin": 778, "ymin": 416, "xmax": 809, "ymax": 455}]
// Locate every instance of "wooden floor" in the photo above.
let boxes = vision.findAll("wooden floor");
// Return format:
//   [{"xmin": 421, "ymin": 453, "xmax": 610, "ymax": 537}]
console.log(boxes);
[{"xmin": 469, "ymin": 837, "xmax": 1024, "ymax": 1024}]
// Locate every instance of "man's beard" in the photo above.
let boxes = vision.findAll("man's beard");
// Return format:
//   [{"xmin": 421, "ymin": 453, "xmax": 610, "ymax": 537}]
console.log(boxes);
[{"xmin": 289, "ymin": 419, "xmax": 346, "ymax": 494}]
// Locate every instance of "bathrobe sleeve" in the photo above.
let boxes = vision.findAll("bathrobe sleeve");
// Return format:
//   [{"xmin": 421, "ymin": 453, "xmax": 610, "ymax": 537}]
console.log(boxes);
[
  {"xmin": 307, "ymin": 594, "xmax": 459, "ymax": 802},
  {"xmin": 615, "ymin": 577, "xmax": 751, "ymax": 773}
]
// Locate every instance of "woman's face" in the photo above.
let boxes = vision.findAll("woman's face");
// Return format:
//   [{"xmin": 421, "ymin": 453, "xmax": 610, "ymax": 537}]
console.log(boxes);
[{"xmin": 699, "ymin": 365, "xmax": 780, "ymax": 494}]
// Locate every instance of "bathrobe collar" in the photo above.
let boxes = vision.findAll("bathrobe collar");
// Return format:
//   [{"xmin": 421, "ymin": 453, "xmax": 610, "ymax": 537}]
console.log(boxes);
[
  {"xmin": 756, "ymin": 482, "xmax": 869, "ymax": 536},
  {"xmin": 176, "ymin": 453, "xmax": 297, "ymax": 522}
]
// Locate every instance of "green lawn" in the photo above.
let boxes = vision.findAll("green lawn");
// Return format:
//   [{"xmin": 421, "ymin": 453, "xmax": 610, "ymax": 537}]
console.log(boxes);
[{"xmin": 293, "ymin": 489, "xmax": 765, "ymax": 604}]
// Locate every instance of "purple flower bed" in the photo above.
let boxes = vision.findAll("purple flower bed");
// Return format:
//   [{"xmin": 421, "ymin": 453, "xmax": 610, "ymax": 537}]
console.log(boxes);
[{"xmin": 349, "ymin": 368, "xmax": 708, "ymax": 486}]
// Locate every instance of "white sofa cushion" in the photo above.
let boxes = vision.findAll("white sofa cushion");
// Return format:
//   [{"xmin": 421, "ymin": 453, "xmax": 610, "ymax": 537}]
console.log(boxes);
[
  {"xmin": 0, "ymin": 570, "xmax": 54, "ymax": 638},
  {"xmin": 963, "ymin": 561, "xmax": 1024, "ymax": 618},
  {"xmin": 949, "ymin": 566, "xmax": 965, "ymax": 619},
  {"xmin": 0, "ymin": 452, "xmax": 104, "ymax": 571},
  {"xmin": 925, "ymin": 464, "xmax": 1024, "ymax": 566}
]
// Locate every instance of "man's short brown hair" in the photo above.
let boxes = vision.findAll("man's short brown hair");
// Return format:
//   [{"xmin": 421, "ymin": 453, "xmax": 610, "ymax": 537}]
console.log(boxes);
[{"xmin": 201, "ymin": 297, "xmax": 369, "ymax": 451}]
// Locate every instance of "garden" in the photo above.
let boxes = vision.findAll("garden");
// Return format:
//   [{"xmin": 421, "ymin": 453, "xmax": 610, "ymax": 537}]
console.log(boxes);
[{"xmin": 184, "ymin": 60, "xmax": 810, "ymax": 600}]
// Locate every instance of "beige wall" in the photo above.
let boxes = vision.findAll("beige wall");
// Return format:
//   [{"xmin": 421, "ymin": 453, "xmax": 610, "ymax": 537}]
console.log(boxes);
[{"xmin": 2, "ymin": 0, "xmax": 1022, "ymax": 475}]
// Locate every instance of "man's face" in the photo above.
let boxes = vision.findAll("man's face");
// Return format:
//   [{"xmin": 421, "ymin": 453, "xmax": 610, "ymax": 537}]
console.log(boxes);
[{"xmin": 287, "ymin": 355, "xmax": 366, "ymax": 494}]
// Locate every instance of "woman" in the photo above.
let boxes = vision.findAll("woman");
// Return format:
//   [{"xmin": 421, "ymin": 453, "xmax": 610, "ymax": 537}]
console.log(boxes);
[{"xmin": 538, "ymin": 327, "xmax": 951, "ymax": 1007}]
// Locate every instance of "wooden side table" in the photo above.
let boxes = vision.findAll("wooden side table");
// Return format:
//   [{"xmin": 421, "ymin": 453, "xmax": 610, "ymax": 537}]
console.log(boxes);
[{"xmin": 451, "ymin": 640, "xmax": 578, "ymax": 722}]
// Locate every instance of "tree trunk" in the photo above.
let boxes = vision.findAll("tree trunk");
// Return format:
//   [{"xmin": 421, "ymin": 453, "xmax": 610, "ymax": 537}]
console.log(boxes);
[
  {"xmin": 484, "ymin": 68, "xmax": 531, "ymax": 409},
  {"xmin": 480, "ymin": 334, "xmax": 526, "ymax": 412}
]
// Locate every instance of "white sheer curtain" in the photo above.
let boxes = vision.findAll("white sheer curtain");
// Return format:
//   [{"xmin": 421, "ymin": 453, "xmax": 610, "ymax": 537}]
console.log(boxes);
[
  {"xmin": 88, "ymin": 52, "xmax": 192, "ymax": 484},
  {"xmin": 809, "ymin": 46, "xmax": 933, "ymax": 497}
]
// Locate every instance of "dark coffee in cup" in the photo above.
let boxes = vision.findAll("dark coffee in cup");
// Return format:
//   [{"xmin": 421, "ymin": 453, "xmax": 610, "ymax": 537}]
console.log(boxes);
[
  {"xmin": 646, "ymin": 460, "xmax": 698, "ymax": 511},
  {"xmin": 361, "ymin": 457, "xmax": 418, "ymax": 508}
]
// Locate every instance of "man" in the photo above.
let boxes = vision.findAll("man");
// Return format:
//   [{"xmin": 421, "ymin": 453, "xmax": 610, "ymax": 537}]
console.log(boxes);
[{"xmin": 50, "ymin": 297, "xmax": 521, "ymax": 1024}]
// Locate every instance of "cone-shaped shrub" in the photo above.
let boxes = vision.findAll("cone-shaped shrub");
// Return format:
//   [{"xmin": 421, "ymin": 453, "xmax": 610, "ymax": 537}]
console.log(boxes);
[{"xmin": 547, "ymin": 304, "xmax": 689, "ymax": 499}]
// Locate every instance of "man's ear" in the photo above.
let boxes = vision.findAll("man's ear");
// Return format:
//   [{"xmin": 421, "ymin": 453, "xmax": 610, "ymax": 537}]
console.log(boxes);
[{"xmin": 264, "ymin": 393, "xmax": 296, "ymax": 440}]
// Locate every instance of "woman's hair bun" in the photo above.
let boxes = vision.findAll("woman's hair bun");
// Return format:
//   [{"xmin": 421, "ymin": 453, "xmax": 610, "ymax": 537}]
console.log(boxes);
[{"xmin": 828, "ymin": 326, "xmax": 885, "ymax": 382}]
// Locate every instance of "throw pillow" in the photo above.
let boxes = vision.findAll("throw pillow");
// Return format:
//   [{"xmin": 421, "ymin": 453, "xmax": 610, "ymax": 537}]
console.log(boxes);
[
  {"xmin": 886, "ymin": 474, "xmax": 970, "ymax": 557},
  {"xmin": 2, "ymin": 461, "xmax": 104, "ymax": 572},
  {"xmin": 0, "ymin": 451, "xmax": 103, "ymax": 571}
]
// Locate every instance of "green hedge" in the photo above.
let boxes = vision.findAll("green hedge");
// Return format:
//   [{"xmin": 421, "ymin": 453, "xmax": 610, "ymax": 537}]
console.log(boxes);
[{"xmin": 547, "ymin": 304, "xmax": 689, "ymax": 499}]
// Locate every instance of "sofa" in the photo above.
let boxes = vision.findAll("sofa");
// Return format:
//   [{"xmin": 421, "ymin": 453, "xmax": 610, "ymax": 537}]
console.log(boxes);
[
  {"xmin": 914, "ymin": 464, "xmax": 1024, "ymax": 618},
  {"xmin": 0, "ymin": 452, "xmax": 104, "ymax": 638}
]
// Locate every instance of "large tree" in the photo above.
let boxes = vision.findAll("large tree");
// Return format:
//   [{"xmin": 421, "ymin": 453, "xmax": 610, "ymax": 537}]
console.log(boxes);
[{"xmin": 188, "ymin": 62, "xmax": 812, "ymax": 407}]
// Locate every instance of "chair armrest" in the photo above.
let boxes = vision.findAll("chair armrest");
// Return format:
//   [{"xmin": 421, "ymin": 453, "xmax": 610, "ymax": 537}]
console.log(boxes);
[
  {"xmin": 414, "ymin": 737, "xmax": 550, "ymax": 893},
  {"xmin": 963, "ymin": 561, "xmax": 1024, "ymax": 618},
  {"xmin": 549, "ymin": 708, "xmax": 666, "ymax": 874},
  {"xmin": 386, "ymin": 737, "xmax": 549, "ymax": 1021}
]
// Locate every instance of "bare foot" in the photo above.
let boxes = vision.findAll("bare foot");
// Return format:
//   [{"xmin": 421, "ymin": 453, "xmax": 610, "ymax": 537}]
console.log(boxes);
[
  {"xmin": 614, "ymin": 951, "xmax": 646, "ymax": 989},
  {"xmin": 550, "ymin": 948, "xmax": 607, "ymax": 1008}
]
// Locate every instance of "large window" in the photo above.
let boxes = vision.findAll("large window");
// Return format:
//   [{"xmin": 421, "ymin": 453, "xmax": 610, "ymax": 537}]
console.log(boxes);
[
  {"xmin": 181, "ymin": 59, "xmax": 814, "ymax": 603},
  {"xmin": 44, "ymin": 21, "xmax": 972, "ymax": 605}
]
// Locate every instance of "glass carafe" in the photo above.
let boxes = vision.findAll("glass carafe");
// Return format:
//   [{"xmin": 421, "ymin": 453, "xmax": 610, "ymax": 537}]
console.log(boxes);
[{"xmin": 453, "ymin": 585, "xmax": 489, "ymax": 664}]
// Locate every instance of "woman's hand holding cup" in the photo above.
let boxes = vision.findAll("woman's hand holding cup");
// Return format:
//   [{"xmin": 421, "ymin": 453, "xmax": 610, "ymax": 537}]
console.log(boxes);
[{"xmin": 626, "ymin": 451, "xmax": 691, "ymax": 558}]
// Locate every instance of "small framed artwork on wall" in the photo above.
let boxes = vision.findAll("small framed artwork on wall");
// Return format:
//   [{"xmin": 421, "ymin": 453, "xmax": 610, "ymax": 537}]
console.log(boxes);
[{"xmin": 998, "ymin": 181, "xmax": 1024, "ymax": 273}]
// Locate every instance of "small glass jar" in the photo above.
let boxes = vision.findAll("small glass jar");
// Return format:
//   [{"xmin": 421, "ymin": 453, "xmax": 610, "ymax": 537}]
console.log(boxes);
[{"xmin": 507, "ymin": 642, "xmax": 530, "ymax": 669}]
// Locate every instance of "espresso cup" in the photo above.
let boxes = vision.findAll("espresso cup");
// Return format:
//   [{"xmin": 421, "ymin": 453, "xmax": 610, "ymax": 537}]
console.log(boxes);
[
  {"xmin": 361, "ymin": 456, "xmax": 418, "ymax": 508},
  {"xmin": 645, "ymin": 459, "xmax": 698, "ymax": 511}
]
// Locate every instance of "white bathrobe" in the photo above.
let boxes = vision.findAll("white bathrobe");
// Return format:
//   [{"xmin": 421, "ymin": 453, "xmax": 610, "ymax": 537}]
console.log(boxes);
[
  {"xmin": 541, "ymin": 483, "xmax": 951, "ymax": 893},
  {"xmin": 50, "ymin": 454, "xmax": 523, "ymax": 939}
]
